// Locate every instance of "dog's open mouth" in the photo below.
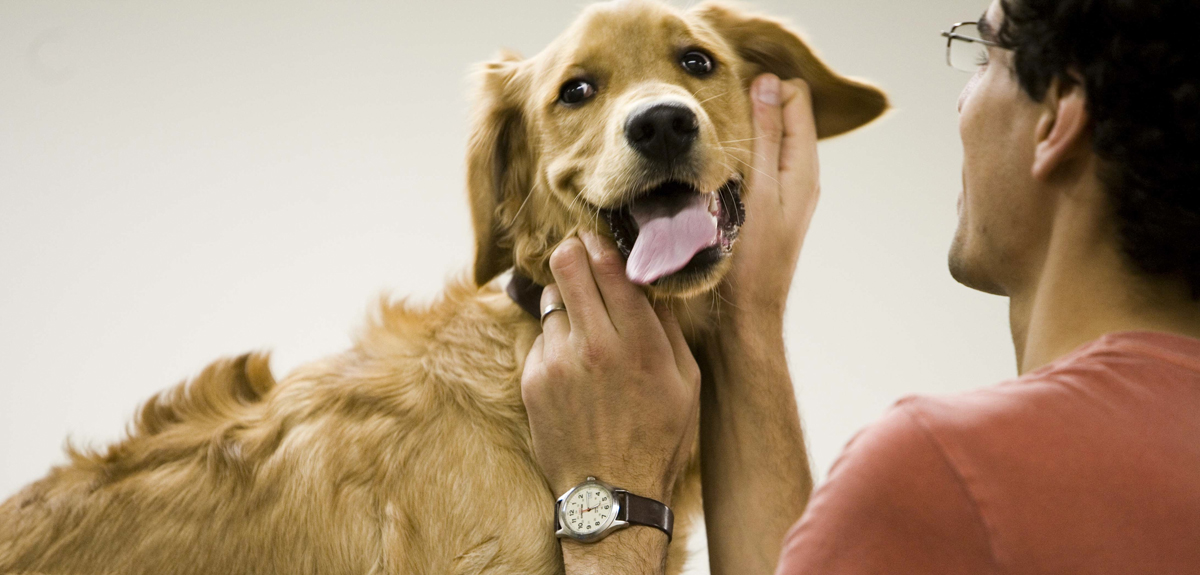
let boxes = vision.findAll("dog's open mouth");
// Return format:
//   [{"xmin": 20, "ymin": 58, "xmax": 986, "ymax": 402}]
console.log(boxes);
[{"xmin": 604, "ymin": 178, "xmax": 745, "ymax": 286}]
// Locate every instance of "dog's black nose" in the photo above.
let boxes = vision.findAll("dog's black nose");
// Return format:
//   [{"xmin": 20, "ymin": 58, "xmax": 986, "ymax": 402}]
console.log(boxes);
[{"xmin": 625, "ymin": 104, "xmax": 699, "ymax": 163}]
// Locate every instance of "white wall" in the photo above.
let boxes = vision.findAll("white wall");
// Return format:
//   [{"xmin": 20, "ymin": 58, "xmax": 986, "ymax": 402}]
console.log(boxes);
[{"xmin": 0, "ymin": 0, "xmax": 1008, "ymax": 570}]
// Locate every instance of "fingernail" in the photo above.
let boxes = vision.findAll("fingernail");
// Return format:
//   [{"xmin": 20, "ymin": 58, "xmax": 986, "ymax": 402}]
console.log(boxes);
[{"xmin": 756, "ymin": 75, "xmax": 780, "ymax": 106}]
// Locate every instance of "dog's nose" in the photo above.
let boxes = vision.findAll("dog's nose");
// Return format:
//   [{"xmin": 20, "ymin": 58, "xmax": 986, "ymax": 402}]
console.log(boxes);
[{"xmin": 625, "ymin": 104, "xmax": 699, "ymax": 163}]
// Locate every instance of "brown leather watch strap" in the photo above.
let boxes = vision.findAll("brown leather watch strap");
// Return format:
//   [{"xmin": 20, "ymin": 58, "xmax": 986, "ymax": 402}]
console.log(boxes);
[{"xmin": 616, "ymin": 490, "xmax": 674, "ymax": 542}]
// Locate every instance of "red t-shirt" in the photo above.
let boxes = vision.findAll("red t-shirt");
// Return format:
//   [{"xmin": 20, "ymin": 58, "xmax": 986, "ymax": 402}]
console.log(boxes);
[{"xmin": 777, "ymin": 331, "xmax": 1200, "ymax": 574}]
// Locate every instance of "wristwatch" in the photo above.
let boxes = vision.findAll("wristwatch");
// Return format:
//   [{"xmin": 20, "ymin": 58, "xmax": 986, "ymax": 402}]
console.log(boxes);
[{"xmin": 554, "ymin": 476, "xmax": 674, "ymax": 543}]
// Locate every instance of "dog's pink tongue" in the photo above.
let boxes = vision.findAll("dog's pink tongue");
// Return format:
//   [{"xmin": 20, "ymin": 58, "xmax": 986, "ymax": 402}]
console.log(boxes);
[{"xmin": 626, "ymin": 194, "xmax": 718, "ymax": 285}]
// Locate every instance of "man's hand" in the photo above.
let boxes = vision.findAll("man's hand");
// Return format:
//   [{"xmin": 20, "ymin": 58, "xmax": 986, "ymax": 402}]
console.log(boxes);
[
  {"xmin": 722, "ymin": 74, "xmax": 820, "ymax": 322},
  {"xmin": 521, "ymin": 231, "xmax": 701, "ymax": 504}
]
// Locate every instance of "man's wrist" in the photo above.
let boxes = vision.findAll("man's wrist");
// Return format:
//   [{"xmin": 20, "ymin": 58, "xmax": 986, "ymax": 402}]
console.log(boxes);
[
  {"xmin": 717, "ymin": 289, "xmax": 787, "ymax": 333},
  {"xmin": 560, "ymin": 526, "xmax": 669, "ymax": 575},
  {"xmin": 709, "ymin": 306, "xmax": 786, "ymax": 355}
]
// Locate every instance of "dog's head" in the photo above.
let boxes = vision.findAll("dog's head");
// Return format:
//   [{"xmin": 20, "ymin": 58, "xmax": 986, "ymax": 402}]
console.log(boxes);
[{"xmin": 467, "ymin": 0, "xmax": 887, "ymax": 298}]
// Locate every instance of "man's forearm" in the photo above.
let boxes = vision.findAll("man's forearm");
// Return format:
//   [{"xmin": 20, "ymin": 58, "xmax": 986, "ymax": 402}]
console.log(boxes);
[
  {"xmin": 699, "ymin": 312, "xmax": 813, "ymax": 575},
  {"xmin": 560, "ymin": 528, "xmax": 670, "ymax": 575}
]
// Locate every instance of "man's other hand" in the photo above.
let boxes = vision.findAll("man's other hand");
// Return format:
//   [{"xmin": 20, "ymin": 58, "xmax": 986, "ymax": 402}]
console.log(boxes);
[{"xmin": 520, "ymin": 231, "xmax": 701, "ymax": 504}]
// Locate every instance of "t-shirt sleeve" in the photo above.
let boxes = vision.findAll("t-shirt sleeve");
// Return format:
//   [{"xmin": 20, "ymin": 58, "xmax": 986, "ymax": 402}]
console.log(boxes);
[{"xmin": 776, "ymin": 402, "xmax": 997, "ymax": 575}]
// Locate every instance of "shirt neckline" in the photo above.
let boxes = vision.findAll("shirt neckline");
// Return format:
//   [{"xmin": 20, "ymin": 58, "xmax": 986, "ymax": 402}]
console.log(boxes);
[{"xmin": 1024, "ymin": 330, "xmax": 1200, "ymax": 379}]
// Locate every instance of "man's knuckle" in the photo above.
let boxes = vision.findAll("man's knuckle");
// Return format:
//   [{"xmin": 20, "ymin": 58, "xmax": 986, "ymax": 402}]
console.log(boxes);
[
  {"xmin": 592, "ymin": 250, "xmax": 624, "ymax": 275},
  {"xmin": 543, "ymin": 359, "xmax": 569, "ymax": 381},
  {"xmin": 757, "ymin": 127, "xmax": 783, "ymax": 147},
  {"xmin": 539, "ymin": 285, "xmax": 561, "ymax": 309},
  {"xmin": 578, "ymin": 337, "xmax": 612, "ymax": 368},
  {"xmin": 635, "ymin": 347, "xmax": 664, "ymax": 373},
  {"xmin": 520, "ymin": 373, "xmax": 546, "ymax": 401},
  {"xmin": 549, "ymin": 241, "xmax": 586, "ymax": 274}
]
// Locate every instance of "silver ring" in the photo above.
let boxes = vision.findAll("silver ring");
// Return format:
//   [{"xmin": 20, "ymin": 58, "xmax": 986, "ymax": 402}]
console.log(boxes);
[{"xmin": 540, "ymin": 303, "xmax": 567, "ymax": 324}]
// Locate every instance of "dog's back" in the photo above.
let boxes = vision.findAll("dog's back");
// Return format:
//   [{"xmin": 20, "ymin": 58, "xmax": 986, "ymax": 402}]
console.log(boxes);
[{"xmin": 0, "ymin": 283, "xmax": 562, "ymax": 575}]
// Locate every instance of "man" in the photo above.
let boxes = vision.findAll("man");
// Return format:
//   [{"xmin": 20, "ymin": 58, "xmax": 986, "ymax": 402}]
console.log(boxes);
[{"xmin": 520, "ymin": 0, "xmax": 1200, "ymax": 572}]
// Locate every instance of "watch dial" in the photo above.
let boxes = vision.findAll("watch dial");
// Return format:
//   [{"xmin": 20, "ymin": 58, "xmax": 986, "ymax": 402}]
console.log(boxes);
[{"xmin": 563, "ymin": 485, "xmax": 614, "ymax": 535}]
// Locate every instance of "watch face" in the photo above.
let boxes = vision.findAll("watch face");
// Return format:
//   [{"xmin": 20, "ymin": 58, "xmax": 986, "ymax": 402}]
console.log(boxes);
[{"xmin": 562, "ymin": 483, "xmax": 615, "ymax": 535}]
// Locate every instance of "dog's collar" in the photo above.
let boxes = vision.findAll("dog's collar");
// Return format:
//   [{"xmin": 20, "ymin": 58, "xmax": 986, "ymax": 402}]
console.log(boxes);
[{"xmin": 506, "ymin": 272, "xmax": 545, "ymax": 320}]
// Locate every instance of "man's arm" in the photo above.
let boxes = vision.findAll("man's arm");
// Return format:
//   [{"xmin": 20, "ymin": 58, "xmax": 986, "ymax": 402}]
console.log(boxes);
[
  {"xmin": 519, "ymin": 74, "xmax": 819, "ymax": 575},
  {"xmin": 700, "ymin": 315, "xmax": 812, "ymax": 574},
  {"xmin": 700, "ymin": 75, "xmax": 820, "ymax": 575},
  {"xmin": 522, "ymin": 231, "xmax": 702, "ymax": 575},
  {"xmin": 559, "ymin": 529, "xmax": 670, "ymax": 575}
]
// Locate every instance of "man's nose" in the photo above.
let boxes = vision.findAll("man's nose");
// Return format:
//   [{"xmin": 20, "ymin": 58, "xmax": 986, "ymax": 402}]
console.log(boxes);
[{"xmin": 958, "ymin": 70, "xmax": 984, "ymax": 112}]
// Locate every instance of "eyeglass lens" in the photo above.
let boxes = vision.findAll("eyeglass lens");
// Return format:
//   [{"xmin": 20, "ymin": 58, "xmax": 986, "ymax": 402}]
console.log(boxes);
[{"xmin": 948, "ymin": 23, "xmax": 990, "ymax": 72}]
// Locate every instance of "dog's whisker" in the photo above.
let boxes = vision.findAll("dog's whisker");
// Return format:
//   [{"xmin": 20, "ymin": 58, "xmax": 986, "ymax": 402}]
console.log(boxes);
[
  {"xmin": 717, "ymin": 158, "xmax": 748, "ymax": 183},
  {"xmin": 716, "ymin": 287, "xmax": 742, "ymax": 312},
  {"xmin": 567, "ymin": 185, "xmax": 587, "ymax": 218},
  {"xmin": 718, "ymin": 136, "xmax": 762, "ymax": 145},
  {"xmin": 716, "ymin": 275, "xmax": 747, "ymax": 315},
  {"xmin": 508, "ymin": 189, "xmax": 535, "ymax": 227},
  {"xmin": 696, "ymin": 90, "xmax": 729, "ymax": 106},
  {"xmin": 728, "ymin": 154, "xmax": 782, "ymax": 187}
]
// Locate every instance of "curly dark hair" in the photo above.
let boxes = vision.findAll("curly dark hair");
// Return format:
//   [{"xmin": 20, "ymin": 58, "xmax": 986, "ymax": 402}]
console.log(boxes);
[{"xmin": 998, "ymin": 0, "xmax": 1200, "ymax": 298}]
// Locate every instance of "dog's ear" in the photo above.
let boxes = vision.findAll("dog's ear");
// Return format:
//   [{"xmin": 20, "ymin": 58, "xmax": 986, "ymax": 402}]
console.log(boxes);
[
  {"xmin": 466, "ymin": 50, "xmax": 534, "ymax": 286},
  {"xmin": 693, "ymin": 2, "xmax": 888, "ymax": 139}
]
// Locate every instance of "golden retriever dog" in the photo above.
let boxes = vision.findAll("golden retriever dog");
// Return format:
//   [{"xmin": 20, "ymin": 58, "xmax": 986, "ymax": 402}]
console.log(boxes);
[{"xmin": 0, "ymin": 1, "xmax": 885, "ymax": 573}]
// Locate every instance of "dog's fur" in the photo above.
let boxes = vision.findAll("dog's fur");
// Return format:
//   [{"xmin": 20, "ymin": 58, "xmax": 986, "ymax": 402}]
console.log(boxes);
[{"xmin": 0, "ymin": 2, "xmax": 885, "ymax": 573}]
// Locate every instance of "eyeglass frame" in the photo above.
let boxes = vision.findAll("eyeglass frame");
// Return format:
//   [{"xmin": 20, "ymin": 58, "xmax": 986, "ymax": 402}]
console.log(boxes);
[{"xmin": 940, "ymin": 22, "xmax": 1003, "ymax": 71}]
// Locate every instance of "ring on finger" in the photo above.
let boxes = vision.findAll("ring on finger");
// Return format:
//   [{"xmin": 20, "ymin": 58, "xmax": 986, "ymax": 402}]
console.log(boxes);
[{"xmin": 540, "ymin": 303, "xmax": 567, "ymax": 325}]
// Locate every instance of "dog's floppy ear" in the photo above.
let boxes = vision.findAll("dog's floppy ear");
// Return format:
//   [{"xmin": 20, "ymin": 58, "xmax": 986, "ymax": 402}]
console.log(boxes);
[
  {"xmin": 693, "ymin": 2, "xmax": 888, "ymax": 139},
  {"xmin": 466, "ymin": 50, "xmax": 534, "ymax": 286}
]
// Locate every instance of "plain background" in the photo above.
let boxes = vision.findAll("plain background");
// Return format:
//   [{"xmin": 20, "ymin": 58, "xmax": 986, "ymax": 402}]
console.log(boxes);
[{"xmin": 1, "ymin": 0, "xmax": 1005, "ymax": 570}]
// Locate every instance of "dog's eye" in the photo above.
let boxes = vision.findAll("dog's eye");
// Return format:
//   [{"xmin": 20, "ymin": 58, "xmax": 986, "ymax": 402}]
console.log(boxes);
[
  {"xmin": 680, "ymin": 51, "xmax": 715, "ymax": 76},
  {"xmin": 559, "ymin": 80, "xmax": 596, "ymax": 105}
]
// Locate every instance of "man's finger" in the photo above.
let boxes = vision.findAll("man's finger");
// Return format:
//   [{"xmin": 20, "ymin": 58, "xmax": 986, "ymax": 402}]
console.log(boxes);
[
  {"xmin": 777, "ymin": 79, "xmax": 819, "ymax": 186},
  {"xmin": 654, "ymin": 302, "xmax": 696, "ymax": 382},
  {"xmin": 750, "ymin": 73, "xmax": 784, "ymax": 190},
  {"xmin": 520, "ymin": 334, "xmax": 545, "ymax": 404},
  {"xmin": 578, "ymin": 231, "xmax": 659, "ymax": 338},
  {"xmin": 539, "ymin": 283, "xmax": 571, "ymax": 347},
  {"xmin": 548, "ymin": 236, "xmax": 614, "ymax": 338}
]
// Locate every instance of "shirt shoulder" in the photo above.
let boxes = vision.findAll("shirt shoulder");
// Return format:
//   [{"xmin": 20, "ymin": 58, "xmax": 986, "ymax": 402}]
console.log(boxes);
[
  {"xmin": 777, "ymin": 401, "xmax": 998, "ymax": 575},
  {"xmin": 779, "ymin": 331, "xmax": 1200, "ymax": 575}
]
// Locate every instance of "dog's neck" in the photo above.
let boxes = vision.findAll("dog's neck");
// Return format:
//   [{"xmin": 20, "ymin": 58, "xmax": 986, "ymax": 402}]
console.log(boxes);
[{"xmin": 506, "ymin": 272, "xmax": 545, "ymax": 320}]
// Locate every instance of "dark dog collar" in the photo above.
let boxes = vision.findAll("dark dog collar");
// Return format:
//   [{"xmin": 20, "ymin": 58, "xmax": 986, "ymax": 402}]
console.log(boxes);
[{"xmin": 506, "ymin": 272, "xmax": 545, "ymax": 320}]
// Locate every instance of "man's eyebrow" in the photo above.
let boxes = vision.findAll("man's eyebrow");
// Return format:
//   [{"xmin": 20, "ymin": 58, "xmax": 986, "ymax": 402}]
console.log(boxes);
[{"xmin": 977, "ymin": 13, "xmax": 996, "ymax": 41}]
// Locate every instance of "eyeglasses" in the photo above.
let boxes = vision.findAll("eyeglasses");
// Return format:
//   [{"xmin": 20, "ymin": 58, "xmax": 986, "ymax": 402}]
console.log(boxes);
[{"xmin": 940, "ymin": 22, "xmax": 1001, "ymax": 73}]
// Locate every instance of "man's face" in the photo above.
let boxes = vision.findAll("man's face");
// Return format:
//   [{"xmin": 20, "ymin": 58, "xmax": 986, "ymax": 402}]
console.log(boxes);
[{"xmin": 948, "ymin": 0, "xmax": 1054, "ymax": 296}]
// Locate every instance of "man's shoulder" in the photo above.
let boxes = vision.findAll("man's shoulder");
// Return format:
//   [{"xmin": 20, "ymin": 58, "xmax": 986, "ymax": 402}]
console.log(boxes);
[
  {"xmin": 780, "ymin": 384, "xmax": 999, "ymax": 573},
  {"xmin": 895, "ymin": 329, "xmax": 1200, "ymax": 453},
  {"xmin": 779, "ymin": 331, "xmax": 1200, "ymax": 574}
]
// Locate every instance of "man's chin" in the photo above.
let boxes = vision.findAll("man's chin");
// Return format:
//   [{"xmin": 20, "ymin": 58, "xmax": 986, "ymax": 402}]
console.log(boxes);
[{"xmin": 948, "ymin": 239, "xmax": 1007, "ymax": 296}]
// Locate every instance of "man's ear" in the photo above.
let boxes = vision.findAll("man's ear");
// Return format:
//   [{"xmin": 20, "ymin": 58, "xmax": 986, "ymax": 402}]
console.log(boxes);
[
  {"xmin": 1032, "ymin": 76, "xmax": 1090, "ymax": 182},
  {"xmin": 693, "ymin": 1, "xmax": 889, "ymax": 139},
  {"xmin": 466, "ymin": 51, "xmax": 534, "ymax": 286}
]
